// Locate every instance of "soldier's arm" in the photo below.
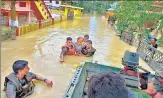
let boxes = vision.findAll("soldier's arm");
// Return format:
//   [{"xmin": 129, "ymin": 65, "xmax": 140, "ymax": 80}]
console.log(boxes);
[
  {"xmin": 29, "ymin": 72, "xmax": 53, "ymax": 87},
  {"xmin": 6, "ymin": 82, "xmax": 16, "ymax": 98},
  {"xmin": 60, "ymin": 47, "xmax": 68, "ymax": 62},
  {"xmin": 29, "ymin": 72, "xmax": 47, "ymax": 82},
  {"xmin": 35, "ymin": 75, "xmax": 47, "ymax": 82}
]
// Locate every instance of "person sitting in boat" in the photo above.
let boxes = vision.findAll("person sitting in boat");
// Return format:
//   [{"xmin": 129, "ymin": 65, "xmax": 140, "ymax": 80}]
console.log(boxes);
[
  {"xmin": 3, "ymin": 60, "xmax": 53, "ymax": 98},
  {"xmin": 60, "ymin": 37, "xmax": 76, "ymax": 62},
  {"xmin": 149, "ymin": 38, "xmax": 158, "ymax": 49},
  {"xmin": 142, "ymin": 71, "xmax": 163, "ymax": 98},
  {"xmin": 81, "ymin": 40, "xmax": 96, "ymax": 57},
  {"xmin": 73, "ymin": 36, "xmax": 84, "ymax": 55},
  {"xmin": 87, "ymin": 71, "xmax": 137, "ymax": 98}
]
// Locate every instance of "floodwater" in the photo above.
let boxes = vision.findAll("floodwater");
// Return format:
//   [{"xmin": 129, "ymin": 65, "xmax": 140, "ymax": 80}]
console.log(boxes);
[{"xmin": 1, "ymin": 16, "xmax": 156, "ymax": 98}]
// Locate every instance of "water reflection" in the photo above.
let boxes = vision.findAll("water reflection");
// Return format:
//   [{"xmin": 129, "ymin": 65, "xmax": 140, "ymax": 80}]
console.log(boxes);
[{"xmin": 89, "ymin": 16, "xmax": 97, "ymax": 41}]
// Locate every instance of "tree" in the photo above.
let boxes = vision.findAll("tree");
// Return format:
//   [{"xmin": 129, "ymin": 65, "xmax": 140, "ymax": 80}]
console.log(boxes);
[
  {"xmin": 114, "ymin": 1, "xmax": 162, "ymax": 35},
  {"xmin": 11, "ymin": 0, "xmax": 16, "ymax": 21},
  {"xmin": 10, "ymin": 0, "xmax": 16, "ymax": 40},
  {"xmin": 0, "ymin": 0, "xmax": 2, "ymax": 34},
  {"xmin": 113, "ymin": 1, "xmax": 163, "ymax": 46},
  {"xmin": 63, "ymin": 1, "xmax": 114, "ymax": 14}
]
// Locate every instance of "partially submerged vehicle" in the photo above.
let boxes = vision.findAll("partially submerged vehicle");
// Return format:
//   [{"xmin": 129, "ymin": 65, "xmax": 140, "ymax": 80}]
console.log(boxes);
[{"xmin": 63, "ymin": 50, "xmax": 162, "ymax": 98}]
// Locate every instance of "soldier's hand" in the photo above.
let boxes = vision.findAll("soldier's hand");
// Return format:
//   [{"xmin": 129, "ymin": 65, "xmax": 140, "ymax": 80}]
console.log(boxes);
[
  {"xmin": 45, "ymin": 80, "xmax": 53, "ymax": 87},
  {"xmin": 60, "ymin": 59, "xmax": 65, "ymax": 63}
]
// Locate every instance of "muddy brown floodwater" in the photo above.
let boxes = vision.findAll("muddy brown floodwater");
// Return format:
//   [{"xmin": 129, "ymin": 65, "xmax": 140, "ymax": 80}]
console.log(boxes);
[{"xmin": 1, "ymin": 16, "xmax": 157, "ymax": 98}]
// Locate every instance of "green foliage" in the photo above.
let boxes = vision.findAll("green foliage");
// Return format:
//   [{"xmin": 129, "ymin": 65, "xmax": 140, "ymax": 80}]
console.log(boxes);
[
  {"xmin": 109, "ymin": 15, "xmax": 117, "ymax": 23},
  {"xmin": 1, "ymin": 27, "xmax": 12, "ymax": 36},
  {"xmin": 115, "ymin": 1, "xmax": 153, "ymax": 26},
  {"xmin": 158, "ymin": 37, "xmax": 163, "ymax": 46},
  {"xmin": 158, "ymin": 19, "xmax": 163, "ymax": 30},
  {"xmin": 62, "ymin": 1, "xmax": 114, "ymax": 14},
  {"xmin": 114, "ymin": 1, "xmax": 163, "ymax": 36},
  {"xmin": 1, "ymin": 1, "xmax": 5, "ymax": 7},
  {"xmin": 117, "ymin": 21, "xmax": 128, "ymax": 33}
]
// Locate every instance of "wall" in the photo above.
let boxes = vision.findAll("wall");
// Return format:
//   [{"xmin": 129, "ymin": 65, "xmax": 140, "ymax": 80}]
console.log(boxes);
[
  {"xmin": 3, "ymin": 1, "xmax": 30, "ymax": 11},
  {"xmin": 15, "ymin": 1, "xmax": 31, "ymax": 11}
]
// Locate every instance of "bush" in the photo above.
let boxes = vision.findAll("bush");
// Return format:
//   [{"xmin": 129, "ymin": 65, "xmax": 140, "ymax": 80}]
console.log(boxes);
[
  {"xmin": 1, "ymin": 27, "xmax": 12, "ymax": 41},
  {"xmin": 158, "ymin": 37, "xmax": 163, "ymax": 47}
]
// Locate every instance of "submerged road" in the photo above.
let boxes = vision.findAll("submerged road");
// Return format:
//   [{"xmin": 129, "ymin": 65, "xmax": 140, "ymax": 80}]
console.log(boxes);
[{"xmin": 1, "ymin": 16, "xmax": 158, "ymax": 98}]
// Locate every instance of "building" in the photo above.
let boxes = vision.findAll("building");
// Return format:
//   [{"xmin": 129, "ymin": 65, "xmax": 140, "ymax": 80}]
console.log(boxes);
[{"xmin": 1, "ymin": 1, "xmax": 52, "ymax": 27}]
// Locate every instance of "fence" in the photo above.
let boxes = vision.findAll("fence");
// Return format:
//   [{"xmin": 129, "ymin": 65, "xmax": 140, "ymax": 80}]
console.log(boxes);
[
  {"xmin": 17, "ymin": 16, "xmax": 67, "ymax": 36},
  {"xmin": 18, "ymin": 22, "xmax": 39, "ymax": 36},
  {"xmin": 120, "ymin": 31, "xmax": 134, "ymax": 45},
  {"xmin": 118, "ymin": 30, "xmax": 141, "ymax": 47},
  {"xmin": 40, "ymin": 19, "xmax": 53, "ymax": 28},
  {"xmin": 137, "ymin": 40, "xmax": 163, "ymax": 71}
]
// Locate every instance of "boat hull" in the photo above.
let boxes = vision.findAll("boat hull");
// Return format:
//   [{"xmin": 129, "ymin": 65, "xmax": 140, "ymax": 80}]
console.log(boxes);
[{"xmin": 63, "ymin": 62, "xmax": 154, "ymax": 98}]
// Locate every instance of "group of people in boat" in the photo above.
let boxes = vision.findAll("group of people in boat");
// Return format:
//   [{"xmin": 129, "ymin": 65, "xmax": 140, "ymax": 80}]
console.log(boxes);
[{"xmin": 60, "ymin": 34, "xmax": 96, "ymax": 62}]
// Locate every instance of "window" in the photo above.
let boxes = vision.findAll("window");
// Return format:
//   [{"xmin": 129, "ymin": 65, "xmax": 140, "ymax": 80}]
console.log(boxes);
[{"xmin": 19, "ymin": 2, "xmax": 26, "ymax": 7}]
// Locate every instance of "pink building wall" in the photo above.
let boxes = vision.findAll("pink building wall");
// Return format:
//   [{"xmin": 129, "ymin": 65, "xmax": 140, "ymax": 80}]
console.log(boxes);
[
  {"xmin": 2, "ymin": 1, "xmax": 31, "ymax": 26},
  {"xmin": 3, "ymin": 1, "xmax": 31, "ymax": 11}
]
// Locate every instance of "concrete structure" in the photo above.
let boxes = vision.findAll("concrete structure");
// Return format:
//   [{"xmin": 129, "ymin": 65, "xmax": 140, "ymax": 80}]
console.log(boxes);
[
  {"xmin": 60, "ymin": 5, "xmax": 83, "ymax": 19},
  {"xmin": 1, "ymin": 1, "xmax": 52, "ymax": 26},
  {"xmin": 1, "ymin": 1, "xmax": 31, "ymax": 26}
]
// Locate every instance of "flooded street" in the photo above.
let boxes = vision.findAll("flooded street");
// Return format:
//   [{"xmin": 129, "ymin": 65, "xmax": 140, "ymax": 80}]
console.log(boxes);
[{"xmin": 1, "ymin": 16, "xmax": 156, "ymax": 98}]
